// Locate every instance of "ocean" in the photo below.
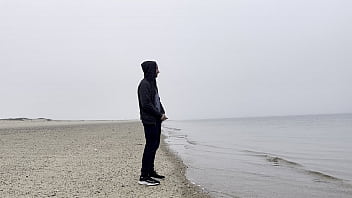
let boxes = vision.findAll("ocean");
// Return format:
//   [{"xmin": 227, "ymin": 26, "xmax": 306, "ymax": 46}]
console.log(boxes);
[{"xmin": 162, "ymin": 114, "xmax": 352, "ymax": 198}]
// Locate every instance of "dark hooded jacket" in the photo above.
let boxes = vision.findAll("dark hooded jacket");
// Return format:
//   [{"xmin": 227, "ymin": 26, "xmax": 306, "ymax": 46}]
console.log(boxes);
[{"xmin": 138, "ymin": 61, "xmax": 165, "ymax": 125}]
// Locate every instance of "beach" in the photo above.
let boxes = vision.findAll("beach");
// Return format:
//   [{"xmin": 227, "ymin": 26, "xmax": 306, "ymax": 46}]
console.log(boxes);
[{"xmin": 0, "ymin": 120, "xmax": 210, "ymax": 198}]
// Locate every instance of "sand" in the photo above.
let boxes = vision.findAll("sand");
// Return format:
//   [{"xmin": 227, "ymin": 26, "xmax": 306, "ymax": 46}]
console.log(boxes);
[{"xmin": 0, "ymin": 120, "xmax": 211, "ymax": 198}]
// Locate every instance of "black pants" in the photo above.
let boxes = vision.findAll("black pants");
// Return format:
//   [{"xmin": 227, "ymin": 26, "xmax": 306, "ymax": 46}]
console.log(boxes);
[{"xmin": 141, "ymin": 121, "xmax": 161, "ymax": 176}]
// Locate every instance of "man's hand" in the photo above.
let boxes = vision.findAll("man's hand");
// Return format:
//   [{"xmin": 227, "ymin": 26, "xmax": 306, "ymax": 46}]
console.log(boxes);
[{"xmin": 161, "ymin": 114, "xmax": 168, "ymax": 121}]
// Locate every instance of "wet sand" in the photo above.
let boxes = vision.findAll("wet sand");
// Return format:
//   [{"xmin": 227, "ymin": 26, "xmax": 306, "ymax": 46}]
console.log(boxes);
[{"xmin": 0, "ymin": 120, "xmax": 211, "ymax": 198}]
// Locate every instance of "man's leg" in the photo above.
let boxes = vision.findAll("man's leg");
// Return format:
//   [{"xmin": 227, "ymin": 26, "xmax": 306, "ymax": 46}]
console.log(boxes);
[
  {"xmin": 141, "ymin": 124, "xmax": 154, "ymax": 176},
  {"xmin": 149, "ymin": 121, "xmax": 165, "ymax": 179},
  {"xmin": 140, "ymin": 123, "xmax": 160, "ymax": 186},
  {"xmin": 150, "ymin": 121, "xmax": 161, "ymax": 172}
]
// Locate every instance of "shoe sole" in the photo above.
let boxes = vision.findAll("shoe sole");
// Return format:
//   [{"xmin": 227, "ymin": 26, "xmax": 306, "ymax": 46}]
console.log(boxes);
[
  {"xmin": 138, "ymin": 181, "xmax": 160, "ymax": 186},
  {"xmin": 150, "ymin": 176, "xmax": 165, "ymax": 180}
]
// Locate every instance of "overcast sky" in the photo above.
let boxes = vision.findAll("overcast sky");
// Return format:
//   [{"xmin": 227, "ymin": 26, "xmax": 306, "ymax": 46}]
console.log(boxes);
[{"xmin": 1, "ymin": 0, "xmax": 351, "ymax": 120}]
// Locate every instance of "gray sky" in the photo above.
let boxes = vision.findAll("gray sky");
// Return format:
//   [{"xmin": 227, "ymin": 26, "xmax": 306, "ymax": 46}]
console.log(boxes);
[{"xmin": 1, "ymin": 0, "xmax": 351, "ymax": 120}]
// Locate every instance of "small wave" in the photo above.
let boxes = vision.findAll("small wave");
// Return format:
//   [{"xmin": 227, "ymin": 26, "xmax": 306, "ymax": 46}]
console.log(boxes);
[
  {"xmin": 307, "ymin": 170, "xmax": 343, "ymax": 182},
  {"xmin": 243, "ymin": 150, "xmax": 303, "ymax": 167},
  {"xmin": 186, "ymin": 139, "xmax": 197, "ymax": 145},
  {"xmin": 163, "ymin": 126, "xmax": 198, "ymax": 146},
  {"xmin": 242, "ymin": 150, "xmax": 346, "ymax": 183},
  {"xmin": 265, "ymin": 155, "xmax": 303, "ymax": 167},
  {"xmin": 163, "ymin": 126, "xmax": 181, "ymax": 131},
  {"xmin": 173, "ymin": 135, "xmax": 187, "ymax": 139}
]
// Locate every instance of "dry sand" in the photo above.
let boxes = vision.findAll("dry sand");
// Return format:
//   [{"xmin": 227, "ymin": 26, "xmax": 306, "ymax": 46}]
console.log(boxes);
[{"xmin": 0, "ymin": 120, "xmax": 211, "ymax": 198}]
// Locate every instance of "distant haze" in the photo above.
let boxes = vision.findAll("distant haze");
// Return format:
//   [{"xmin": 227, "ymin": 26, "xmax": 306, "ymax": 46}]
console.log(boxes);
[{"xmin": 1, "ymin": 0, "xmax": 351, "ymax": 120}]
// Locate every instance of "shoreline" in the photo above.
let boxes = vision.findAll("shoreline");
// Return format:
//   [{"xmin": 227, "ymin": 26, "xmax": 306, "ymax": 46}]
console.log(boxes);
[
  {"xmin": 159, "ymin": 133, "xmax": 212, "ymax": 198},
  {"xmin": 0, "ymin": 120, "xmax": 211, "ymax": 197}
]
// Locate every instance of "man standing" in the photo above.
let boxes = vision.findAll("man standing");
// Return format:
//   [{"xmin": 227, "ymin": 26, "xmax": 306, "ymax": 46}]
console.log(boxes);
[{"xmin": 137, "ymin": 61, "xmax": 168, "ymax": 186}]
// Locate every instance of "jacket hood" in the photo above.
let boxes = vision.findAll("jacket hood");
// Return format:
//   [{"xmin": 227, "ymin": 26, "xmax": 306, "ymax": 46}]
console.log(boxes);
[{"xmin": 141, "ymin": 61, "xmax": 157, "ymax": 80}]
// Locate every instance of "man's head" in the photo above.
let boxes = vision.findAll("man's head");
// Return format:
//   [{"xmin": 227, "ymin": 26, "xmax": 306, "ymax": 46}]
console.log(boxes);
[{"xmin": 141, "ymin": 61, "xmax": 159, "ymax": 79}]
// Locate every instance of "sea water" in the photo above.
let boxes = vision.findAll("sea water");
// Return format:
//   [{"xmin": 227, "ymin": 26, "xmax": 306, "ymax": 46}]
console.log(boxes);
[{"xmin": 162, "ymin": 114, "xmax": 352, "ymax": 198}]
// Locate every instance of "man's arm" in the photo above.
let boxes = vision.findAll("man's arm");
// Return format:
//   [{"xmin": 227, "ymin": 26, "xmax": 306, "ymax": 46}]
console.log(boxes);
[
  {"xmin": 160, "ymin": 102, "xmax": 168, "ymax": 121},
  {"xmin": 139, "ymin": 82, "xmax": 163, "ymax": 119},
  {"xmin": 160, "ymin": 102, "xmax": 165, "ymax": 114}
]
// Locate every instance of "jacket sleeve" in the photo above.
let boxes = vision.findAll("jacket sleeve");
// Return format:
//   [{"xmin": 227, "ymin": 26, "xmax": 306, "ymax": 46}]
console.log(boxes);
[
  {"xmin": 139, "ymin": 82, "xmax": 163, "ymax": 119},
  {"xmin": 160, "ymin": 101, "xmax": 165, "ymax": 114}
]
